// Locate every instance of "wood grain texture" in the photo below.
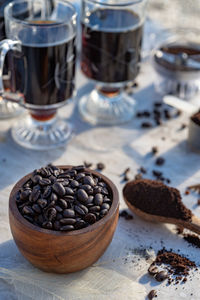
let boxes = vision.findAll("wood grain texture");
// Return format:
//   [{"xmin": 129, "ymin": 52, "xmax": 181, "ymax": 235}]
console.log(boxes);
[
  {"xmin": 124, "ymin": 196, "xmax": 200, "ymax": 235},
  {"xmin": 9, "ymin": 166, "xmax": 119, "ymax": 273}
]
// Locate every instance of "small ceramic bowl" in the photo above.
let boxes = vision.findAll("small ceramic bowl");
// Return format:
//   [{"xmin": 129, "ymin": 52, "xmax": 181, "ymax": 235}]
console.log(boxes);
[{"xmin": 9, "ymin": 166, "xmax": 119, "ymax": 273}]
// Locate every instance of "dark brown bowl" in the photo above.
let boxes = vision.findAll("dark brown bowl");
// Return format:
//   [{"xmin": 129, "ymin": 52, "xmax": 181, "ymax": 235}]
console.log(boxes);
[{"xmin": 9, "ymin": 166, "xmax": 119, "ymax": 273}]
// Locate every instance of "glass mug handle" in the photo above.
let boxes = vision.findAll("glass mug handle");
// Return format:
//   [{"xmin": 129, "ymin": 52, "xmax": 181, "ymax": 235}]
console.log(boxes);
[{"xmin": 0, "ymin": 39, "xmax": 23, "ymax": 103}]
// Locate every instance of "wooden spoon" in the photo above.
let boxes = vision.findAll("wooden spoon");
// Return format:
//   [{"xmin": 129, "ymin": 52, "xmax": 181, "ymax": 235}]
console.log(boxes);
[{"xmin": 124, "ymin": 196, "xmax": 200, "ymax": 235}]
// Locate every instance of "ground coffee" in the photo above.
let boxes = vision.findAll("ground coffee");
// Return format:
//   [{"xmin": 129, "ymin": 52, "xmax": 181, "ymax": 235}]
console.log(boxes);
[
  {"xmin": 16, "ymin": 165, "xmax": 112, "ymax": 231},
  {"xmin": 123, "ymin": 179, "xmax": 192, "ymax": 221},
  {"xmin": 183, "ymin": 234, "xmax": 200, "ymax": 249}
]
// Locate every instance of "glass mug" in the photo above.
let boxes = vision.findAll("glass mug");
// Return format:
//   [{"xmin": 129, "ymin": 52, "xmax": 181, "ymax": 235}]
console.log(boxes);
[
  {"xmin": 0, "ymin": 0, "xmax": 77, "ymax": 149},
  {"xmin": 79, "ymin": 0, "xmax": 147, "ymax": 125}
]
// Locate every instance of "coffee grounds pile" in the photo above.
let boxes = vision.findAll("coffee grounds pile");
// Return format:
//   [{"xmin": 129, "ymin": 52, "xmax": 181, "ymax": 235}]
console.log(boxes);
[
  {"xmin": 16, "ymin": 165, "xmax": 112, "ymax": 231},
  {"xmin": 148, "ymin": 249, "xmax": 196, "ymax": 284},
  {"xmin": 191, "ymin": 111, "xmax": 200, "ymax": 126},
  {"xmin": 183, "ymin": 234, "xmax": 200, "ymax": 249},
  {"xmin": 123, "ymin": 179, "xmax": 192, "ymax": 221}
]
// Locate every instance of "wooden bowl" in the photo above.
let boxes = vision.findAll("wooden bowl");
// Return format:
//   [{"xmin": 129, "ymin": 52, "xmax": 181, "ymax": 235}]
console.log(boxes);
[{"xmin": 9, "ymin": 166, "xmax": 119, "ymax": 273}]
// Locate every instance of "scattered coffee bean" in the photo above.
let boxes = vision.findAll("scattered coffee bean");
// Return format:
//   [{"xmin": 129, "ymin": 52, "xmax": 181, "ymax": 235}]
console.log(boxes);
[
  {"xmin": 155, "ymin": 271, "xmax": 168, "ymax": 282},
  {"xmin": 152, "ymin": 146, "xmax": 158, "ymax": 155},
  {"xmin": 148, "ymin": 265, "xmax": 158, "ymax": 276},
  {"xmin": 141, "ymin": 122, "xmax": 153, "ymax": 128},
  {"xmin": 148, "ymin": 290, "xmax": 157, "ymax": 299},
  {"xmin": 96, "ymin": 163, "xmax": 105, "ymax": 171},
  {"xmin": 155, "ymin": 157, "xmax": 165, "ymax": 166}
]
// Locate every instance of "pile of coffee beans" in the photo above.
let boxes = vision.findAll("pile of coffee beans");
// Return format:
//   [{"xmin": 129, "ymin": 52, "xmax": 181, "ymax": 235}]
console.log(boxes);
[{"xmin": 16, "ymin": 165, "xmax": 112, "ymax": 231}]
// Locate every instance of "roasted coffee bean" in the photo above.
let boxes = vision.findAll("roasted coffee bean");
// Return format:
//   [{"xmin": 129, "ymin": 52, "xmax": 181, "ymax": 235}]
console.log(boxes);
[
  {"xmin": 101, "ymin": 203, "xmax": 110, "ymax": 210},
  {"xmin": 101, "ymin": 188, "xmax": 109, "ymax": 195},
  {"xmin": 62, "ymin": 180, "xmax": 70, "ymax": 186},
  {"xmin": 63, "ymin": 195, "xmax": 74, "ymax": 202},
  {"xmin": 23, "ymin": 179, "xmax": 33, "ymax": 188},
  {"xmin": 47, "ymin": 208, "xmax": 57, "ymax": 221},
  {"xmin": 67, "ymin": 170, "xmax": 77, "ymax": 177},
  {"xmin": 94, "ymin": 193, "xmax": 103, "ymax": 206},
  {"xmin": 73, "ymin": 165, "xmax": 85, "ymax": 172},
  {"xmin": 93, "ymin": 186, "xmax": 102, "ymax": 194},
  {"xmin": 48, "ymin": 200, "xmax": 56, "ymax": 207},
  {"xmin": 83, "ymin": 176, "xmax": 95, "ymax": 186},
  {"xmin": 42, "ymin": 221, "xmax": 53, "ymax": 229},
  {"xmin": 65, "ymin": 187, "xmax": 74, "ymax": 195},
  {"xmin": 22, "ymin": 206, "xmax": 34, "ymax": 215},
  {"xmin": 29, "ymin": 189, "xmax": 41, "ymax": 202},
  {"xmin": 87, "ymin": 195, "xmax": 94, "ymax": 204},
  {"xmin": 148, "ymin": 265, "xmax": 159, "ymax": 276},
  {"xmin": 60, "ymin": 218, "xmax": 76, "ymax": 225},
  {"xmin": 76, "ymin": 173, "xmax": 85, "ymax": 181},
  {"xmin": 24, "ymin": 215, "xmax": 34, "ymax": 223},
  {"xmin": 60, "ymin": 225, "xmax": 74, "ymax": 231},
  {"xmin": 155, "ymin": 271, "xmax": 168, "ymax": 282},
  {"xmin": 53, "ymin": 169, "xmax": 60, "ymax": 177},
  {"xmin": 148, "ymin": 290, "xmax": 157, "ymax": 300},
  {"xmin": 70, "ymin": 180, "xmax": 79, "ymax": 188},
  {"xmin": 84, "ymin": 213, "xmax": 96, "ymax": 224},
  {"xmin": 89, "ymin": 206, "xmax": 100, "ymax": 213},
  {"xmin": 20, "ymin": 189, "xmax": 31, "ymax": 201},
  {"xmin": 32, "ymin": 175, "xmax": 42, "ymax": 184},
  {"xmin": 49, "ymin": 175, "xmax": 56, "ymax": 183},
  {"xmin": 43, "ymin": 186, "xmax": 52, "ymax": 198},
  {"xmin": 52, "ymin": 182, "xmax": 65, "ymax": 196},
  {"xmin": 41, "ymin": 167, "xmax": 51, "ymax": 177},
  {"xmin": 98, "ymin": 182, "xmax": 106, "ymax": 187},
  {"xmin": 37, "ymin": 199, "xmax": 48, "ymax": 208},
  {"xmin": 74, "ymin": 205, "xmax": 86, "ymax": 216},
  {"xmin": 63, "ymin": 209, "xmax": 75, "ymax": 218},
  {"xmin": 55, "ymin": 205, "xmax": 63, "ymax": 213},
  {"xmin": 97, "ymin": 163, "xmax": 105, "ymax": 171},
  {"xmin": 53, "ymin": 221, "xmax": 60, "ymax": 231},
  {"xmin": 103, "ymin": 197, "xmax": 112, "ymax": 204},
  {"xmin": 78, "ymin": 204, "xmax": 88, "ymax": 214},
  {"xmin": 75, "ymin": 220, "xmax": 86, "ymax": 229},
  {"xmin": 39, "ymin": 178, "xmax": 51, "ymax": 186},
  {"xmin": 50, "ymin": 192, "xmax": 58, "ymax": 202},
  {"xmin": 56, "ymin": 213, "xmax": 63, "ymax": 221},
  {"xmin": 58, "ymin": 199, "xmax": 68, "ymax": 209},
  {"xmin": 100, "ymin": 209, "xmax": 108, "ymax": 217},
  {"xmin": 77, "ymin": 189, "xmax": 88, "ymax": 203},
  {"xmin": 32, "ymin": 204, "xmax": 42, "ymax": 214},
  {"xmin": 155, "ymin": 157, "xmax": 165, "ymax": 166},
  {"xmin": 80, "ymin": 184, "xmax": 92, "ymax": 193},
  {"xmin": 87, "ymin": 203, "xmax": 94, "ymax": 208}
]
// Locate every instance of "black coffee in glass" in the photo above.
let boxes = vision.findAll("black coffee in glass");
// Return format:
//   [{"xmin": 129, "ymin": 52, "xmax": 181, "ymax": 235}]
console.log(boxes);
[{"xmin": 81, "ymin": 9, "xmax": 143, "ymax": 83}]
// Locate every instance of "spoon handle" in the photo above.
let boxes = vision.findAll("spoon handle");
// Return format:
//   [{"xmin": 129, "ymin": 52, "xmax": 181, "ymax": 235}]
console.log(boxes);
[{"xmin": 183, "ymin": 215, "xmax": 200, "ymax": 235}]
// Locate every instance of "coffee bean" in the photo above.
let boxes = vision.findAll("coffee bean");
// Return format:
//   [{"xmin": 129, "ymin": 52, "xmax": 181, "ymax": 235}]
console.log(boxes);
[
  {"xmin": 148, "ymin": 265, "xmax": 159, "ymax": 276},
  {"xmin": 42, "ymin": 221, "xmax": 53, "ymax": 229},
  {"xmin": 83, "ymin": 176, "xmax": 95, "ymax": 186},
  {"xmin": 73, "ymin": 165, "xmax": 85, "ymax": 172},
  {"xmin": 85, "ymin": 213, "xmax": 96, "ymax": 224},
  {"xmin": 20, "ymin": 189, "xmax": 31, "ymax": 201},
  {"xmin": 47, "ymin": 208, "xmax": 57, "ymax": 221},
  {"xmin": 76, "ymin": 173, "xmax": 85, "ymax": 181},
  {"xmin": 60, "ymin": 218, "xmax": 76, "ymax": 225},
  {"xmin": 58, "ymin": 199, "xmax": 68, "ymax": 209},
  {"xmin": 51, "ymin": 192, "xmax": 58, "ymax": 202},
  {"xmin": 32, "ymin": 175, "xmax": 42, "ymax": 184},
  {"xmin": 23, "ymin": 179, "xmax": 33, "ymax": 188},
  {"xmin": 87, "ymin": 195, "xmax": 94, "ymax": 204},
  {"xmin": 29, "ymin": 189, "xmax": 41, "ymax": 202},
  {"xmin": 56, "ymin": 178, "xmax": 65, "ymax": 183},
  {"xmin": 98, "ymin": 182, "xmax": 106, "ymax": 188},
  {"xmin": 148, "ymin": 290, "xmax": 157, "ymax": 300},
  {"xmin": 37, "ymin": 199, "xmax": 48, "ymax": 208},
  {"xmin": 78, "ymin": 204, "xmax": 88, "ymax": 214},
  {"xmin": 155, "ymin": 157, "xmax": 165, "ymax": 166},
  {"xmin": 49, "ymin": 175, "xmax": 56, "ymax": 183},
  {"xmin": 39, "ymin": 178, "xmax": 51, "ymax": 186},
  {"xmin": 89, "ymin": 206, "xmax": 100, "ymax": 213},
  {"xmin": 22, "ymin": 206, "xmax": 34, "ymax": 215},
  {"xmin": 32, "ymin": 204, "xmax": 42, "ymax": 214},
  {"xmin": 77, "ymin": 189, "xmax": 88, "ymax": 203},
  {"xmin": 53, "ymin": 221, "xmax": 60, "ymax": 231},
  {"xmin": 43, "ymin": 186, "xmax": 52, "ymax": 198},
  {"xmin": 103, "ymin": 197, "xmax": 112, "ymax": 204},
  {"xmin": 100, "ymin": 209, "xmax": 108, "ymax": 217},
  {"xmin": 60, "ymin": 225, "xmax": 74, "ymax": 231},
  {"xmin": 155, "ymin": 271, "xmax": 168, "ymax": 282},
  {"xmin": 70, "ymin": 180, "xmax": 79, "ymax": 188},
  {"xmin": 52, "ymin": 182, "xmax": 65, "ymax": 196},
  {"xmin": 65, "ymin": 187, "xmax": 74, "ymax": 195},
  {"xmin": 97, "ymin": 163, "xmax": 105, "ymax": 171},
  {"xmin": 24, "ymin": 215, "xmax": 34, "ymax": 223},
  {"xmin": 55, "ymin": 205, "xmax": 63, "ymax": 213},
  {"xmin": 93, "ymin": 186, "xmax": 102, "ymax": 194},
  {"xmin": 63, "ymin": 209, "xmax": 75, "ymax": 218},
  {"xmin": 101, "ymin": 188, "xmax": 109, "ymax": 195},
  {"xmin": 75, "ymin": 220, "xmax": 86, "ymax": 229},
  {"xmin": 94, "ymin": 193, "xmax": 103, "ymax": 206},
  {"xmin": 101, "ymin": 203, "xmax": 110, "ymax": 210},
  {"xmin": 74, "ymin": 205, "xmax": 86, "ymax": 216},
  {"xmin": 67, "ymin": 170, "xmax": 77, "ymax": 177}
]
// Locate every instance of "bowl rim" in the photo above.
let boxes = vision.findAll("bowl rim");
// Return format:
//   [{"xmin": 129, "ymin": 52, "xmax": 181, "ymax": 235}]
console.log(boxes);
[{"xmin": 9, "ymin": 165, "xmax": 119, "ymax": 236}]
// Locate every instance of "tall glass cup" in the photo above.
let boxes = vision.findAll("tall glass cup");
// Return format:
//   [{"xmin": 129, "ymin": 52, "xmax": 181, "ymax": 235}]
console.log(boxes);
[
  {"xmin": 79, "ymin": 0, "xmax": 147, "ymax": 125},
  {"xmin": 0, "ymin": 0, "xmax": 77, "ymax": 149}
]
